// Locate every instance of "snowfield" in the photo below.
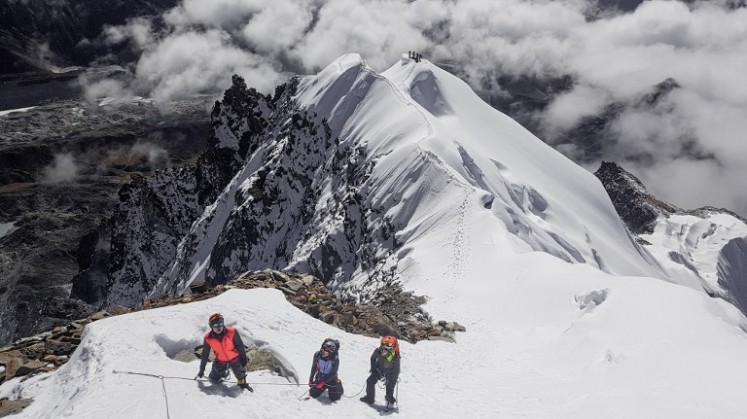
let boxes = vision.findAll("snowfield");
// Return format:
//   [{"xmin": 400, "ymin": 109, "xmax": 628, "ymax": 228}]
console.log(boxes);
[{"xmin": 3, "ymin": 270, "xmax": 747, "ymax": 418}]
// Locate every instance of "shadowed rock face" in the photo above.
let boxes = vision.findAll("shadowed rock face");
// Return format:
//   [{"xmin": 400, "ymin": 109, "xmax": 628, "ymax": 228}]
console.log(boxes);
[
  {"xmin": 594, "ymin": 161, "xmax": 679, "ymax": 234},
  {"xmin": 0, "ymin": 97, "xmax": 210, "ymax": 345}
]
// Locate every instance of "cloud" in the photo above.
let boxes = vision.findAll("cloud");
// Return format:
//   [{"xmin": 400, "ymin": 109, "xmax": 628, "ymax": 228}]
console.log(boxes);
[
  {"xmin": 240, "ymin": 0, "xmax": 315, "ymax": 54},
  {"xmin": 294, "ymin": 0, "xmax": 431, "ymax": 71},
  {"xmin": 164, "ymin": 0, "xmax": 266, "ymax": 28},
  {"xmin": 543, "ymin": 84, "xmax": 612, "ymax": 133},
  {"xmin": 90, "ymin": 0, "xmax": 747, "ymax": 215},
  {"xmin": 103, "ymin": 17, "xmax": 154, "ymax": 50},
  {"xmin": 80, "ymin": 76, "xmax": 133, "ymax": 102},
  {"xmin": 133, "ymin": 30, "xmax": 283, "ymax": 101},
  {"xmin": 41, "ymin": 154, "xmax": 79, "ymax": 183}
]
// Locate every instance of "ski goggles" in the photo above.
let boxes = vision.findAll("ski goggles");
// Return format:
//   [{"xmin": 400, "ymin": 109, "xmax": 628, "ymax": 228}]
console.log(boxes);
[{"xmin": 210, "ymin": 320, "xmax": 225, "ymax": 328}]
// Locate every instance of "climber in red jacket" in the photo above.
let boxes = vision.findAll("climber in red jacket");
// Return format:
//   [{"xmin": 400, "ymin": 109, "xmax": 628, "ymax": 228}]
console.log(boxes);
[{"xmin": 197, "ymin": 313, "xmax": 252, "ymax": 391}]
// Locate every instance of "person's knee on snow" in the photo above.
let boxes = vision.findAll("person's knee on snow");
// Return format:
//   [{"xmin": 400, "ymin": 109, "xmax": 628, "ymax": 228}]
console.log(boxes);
[
  {"xmin": 308, "ymin": 386, "xmax": 324, "ymax": 398},
  {"xmin": 308, "ymin": 338, "xmax": 343, "ymax": 401},
  {"xmin": 208, "ymin": 362, "xmax": 229, "ymax": 382},
  {"xmin": 328, "ymin": 379, "xmax": 344, "ymax": 401}
]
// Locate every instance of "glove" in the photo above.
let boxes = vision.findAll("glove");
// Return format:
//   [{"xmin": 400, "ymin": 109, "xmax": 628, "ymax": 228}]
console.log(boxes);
[
  {"xmin": 308, "ymin": 381, "xmax": 314, "ymax": 387},
  {"xmin": 315, "ymin": 380, "xmax": 326, "ymax": 389}
]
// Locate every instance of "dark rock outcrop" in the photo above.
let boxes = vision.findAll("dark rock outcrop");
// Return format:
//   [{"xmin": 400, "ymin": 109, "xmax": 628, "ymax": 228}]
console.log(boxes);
[
  {"xmin": 594, "ymin": 161, "xmax": 678, "ymax": 234},
  {"xmin": 595, "ymin": 161, "xmax": 747, "ymax": 235}
]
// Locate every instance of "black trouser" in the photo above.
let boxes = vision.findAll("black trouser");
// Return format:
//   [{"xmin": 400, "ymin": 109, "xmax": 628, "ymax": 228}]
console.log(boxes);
[
  {"xmin": 365, "ymin": 373, "xmax": 396, "ymax": 402},
  {"xmin": 209, "ymin": 358, "xmax": 246, "ymax": 381},
  {"xmin": 309, "ymin": 378, "xmax": 344, "ymax": 401}
]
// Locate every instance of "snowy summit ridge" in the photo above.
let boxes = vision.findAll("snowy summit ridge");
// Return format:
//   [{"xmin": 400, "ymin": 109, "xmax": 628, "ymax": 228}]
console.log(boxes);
[
  {"xmin": 109, "ymin": 53, "xmax": 684, "ymax": 307},
  {"xmin": 3, "ymin": 54, "xmax": 747, "ymax": 418}
]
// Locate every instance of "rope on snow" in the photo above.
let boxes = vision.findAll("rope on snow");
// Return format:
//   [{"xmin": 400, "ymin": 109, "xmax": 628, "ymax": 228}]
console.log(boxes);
[{"xmin": 112, "ymin": 370, "xmax": 302, "ymax": 386}]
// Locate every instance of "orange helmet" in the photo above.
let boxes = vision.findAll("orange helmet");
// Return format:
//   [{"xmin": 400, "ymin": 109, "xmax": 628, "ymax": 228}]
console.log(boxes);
[
  {"xmin": 379, "ymin": 335, "xmax": 400, "ymax": 356},
  {"xmin": 380, "ymin": 336, "xmax": 397, "ymax": 347}
]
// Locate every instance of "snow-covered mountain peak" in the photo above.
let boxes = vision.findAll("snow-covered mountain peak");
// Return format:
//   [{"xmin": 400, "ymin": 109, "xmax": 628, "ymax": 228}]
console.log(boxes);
[
  {"xmin": 305, "ymin": 54, "xmax": 677, "ymax": 282},
  {"xmin": 105, "ymin": 53, "xmax": 707, "ymax": 308}
]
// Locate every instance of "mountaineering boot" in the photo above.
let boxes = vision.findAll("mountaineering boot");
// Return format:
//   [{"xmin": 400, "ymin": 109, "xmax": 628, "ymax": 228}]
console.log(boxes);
[
  {"xmin": 237, "ymin": 377, "xmax": 254, "ymax": 392},
  {"xmin": 385, "ymin": 395, "xmax": 396, "ymax": 404},
  {"xmin": 360, "ymin": 395, "xmax": 374, "ymax": 404}
]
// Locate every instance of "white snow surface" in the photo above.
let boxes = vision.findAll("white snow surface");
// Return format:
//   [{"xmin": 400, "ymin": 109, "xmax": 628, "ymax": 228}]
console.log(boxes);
[
  {"xmin": 4, "ymin": 54, "xmax": 747, "ymax": 417},
  {"xmin": 3, "ymin": 279, "xmax": 747, "ymax": 418},
  {"xmin": 641, "ymin": 211, "xmax": 747, "ymax": 295}
]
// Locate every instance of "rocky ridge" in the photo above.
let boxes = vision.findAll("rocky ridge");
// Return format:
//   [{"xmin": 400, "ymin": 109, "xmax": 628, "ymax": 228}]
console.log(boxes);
[
  {"xmin": 108, "ymin": 74, "xmax": 403, "ymax": 307},
  {"xmin": 595, "ymin": 161, "xmax": 747, "ymax": 235}
]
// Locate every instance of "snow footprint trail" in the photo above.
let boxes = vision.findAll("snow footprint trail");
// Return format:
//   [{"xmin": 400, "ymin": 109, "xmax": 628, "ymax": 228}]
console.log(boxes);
[
  {"xmin": 449, "ymin": 191, "xmax": 473, "ymax": 288},
  {"xmin": 375, "ymin": 58, "xmax": 477, "ymax": 290}
]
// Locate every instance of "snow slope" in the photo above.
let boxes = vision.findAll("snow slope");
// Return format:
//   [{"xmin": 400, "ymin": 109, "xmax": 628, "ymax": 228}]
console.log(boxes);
[
  {"xmin": 639, "ymin": 210, "xmax": 747, "ymax": 316},
  {"xmin": 4, "ymin": 54, "xmax": 747, "ymax": 418},
  {"xmin": 294, "ymin": 53, "xmax": 684, "ymax": 297},
  {"xmin": 3, "ymin": 274, "xmax": 747, "ymax": 418}
]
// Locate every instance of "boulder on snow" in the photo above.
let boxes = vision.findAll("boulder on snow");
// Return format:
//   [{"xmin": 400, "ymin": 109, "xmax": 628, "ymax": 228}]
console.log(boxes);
[{"xmin": 246, "ymin": 348, "xmax": 297, "ymax": 383}]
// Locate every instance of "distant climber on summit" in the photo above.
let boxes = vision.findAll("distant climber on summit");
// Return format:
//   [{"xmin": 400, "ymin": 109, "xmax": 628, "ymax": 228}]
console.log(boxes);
[
  {"xmin": 360, "ymin": 336, "xmax": 400, "ymax": 406},
  {"xmin": 197, "ymin": 313, "xmax": 253, "ymax": 391},
  {"xmin": 308, "ymin": 338, "xmax": 344, "ymax": 401}
]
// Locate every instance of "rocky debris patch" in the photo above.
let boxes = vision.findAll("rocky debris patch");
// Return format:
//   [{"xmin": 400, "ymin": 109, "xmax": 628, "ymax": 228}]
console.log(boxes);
[
  {"xmin": 0, "ymin": 398, "xmax": 32, "ymax": 418},
  {"xmin": 0, "ymin": 322, "xmax": 85, "ymax": 385},
  {"xmin": 227, "ymin": 270, "xmax": 465, "ymax": 343},
  {"xmin": 0, "ymin": 269, "xmax": 464, "ymax": 390}
]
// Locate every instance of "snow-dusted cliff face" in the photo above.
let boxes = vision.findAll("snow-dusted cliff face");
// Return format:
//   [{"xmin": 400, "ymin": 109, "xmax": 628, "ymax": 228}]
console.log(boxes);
[
  {"xmin": 106, "ymin": 73, "xmax": 402, "ymax": 306},
  {"xmin": 597, "ymin": 161, "xmax": 747, "ymax": 314},
  {"xmin": 106, "ymin": 54, "xmax": 714, "ymax": 306}
]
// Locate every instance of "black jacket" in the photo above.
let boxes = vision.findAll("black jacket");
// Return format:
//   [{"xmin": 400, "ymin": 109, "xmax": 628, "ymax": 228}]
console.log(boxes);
[
  {"xmin": 308, "ymin": 350, "xmax": 340, "ymax": 384},
  {"xmin": 370, "ymin": 348, "xmax": 400, "ymax": 381}
]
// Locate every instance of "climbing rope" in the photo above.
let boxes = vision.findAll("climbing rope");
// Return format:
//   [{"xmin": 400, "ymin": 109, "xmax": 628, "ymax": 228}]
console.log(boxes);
[
  {"xmin": 112, "ymin": 370, "xmax": 302, "ymax": 386},
  {"xmin": 342, "ymin": 382, "xmax": 367, "ymax": 399},
  {"xmin": 160, "ymin": 376, "xmax": 172, "ymax": 419}
]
